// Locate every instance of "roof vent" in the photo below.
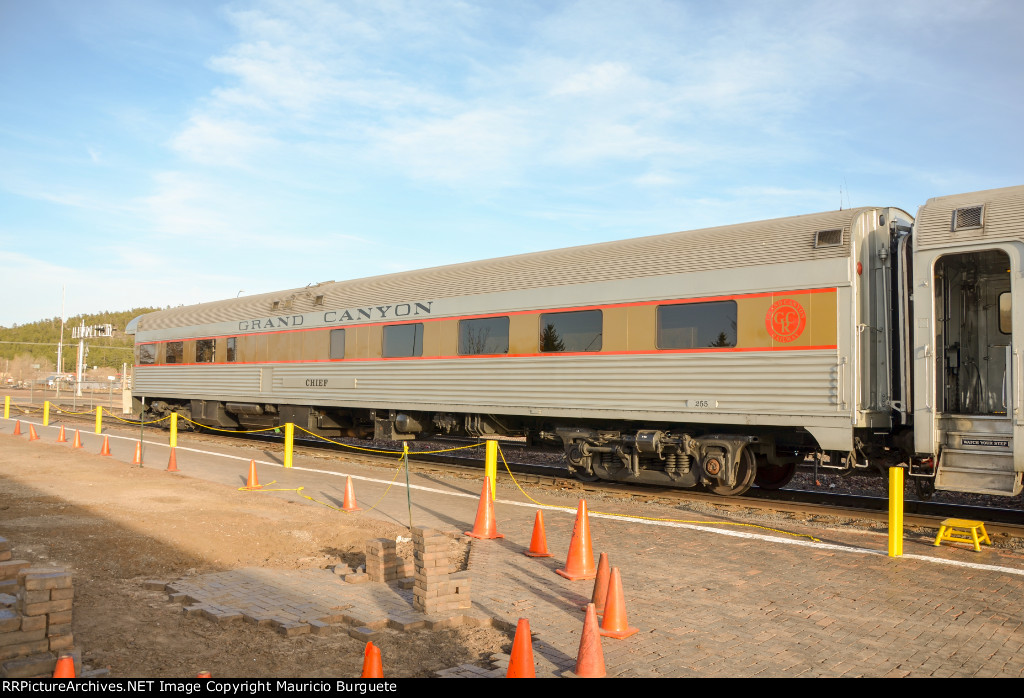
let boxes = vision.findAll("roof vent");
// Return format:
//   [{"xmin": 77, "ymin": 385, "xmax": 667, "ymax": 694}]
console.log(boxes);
[
  {"xmin": 952, "ymin": 205, "xmax": 984, "ymax": 231},
  {"xmin": 314, "ymin": 295, "xmax": 325, "ymax": 306},
  {"xmin": 814, "ymin": 229, "xmax": 843, "ymax": 248}
]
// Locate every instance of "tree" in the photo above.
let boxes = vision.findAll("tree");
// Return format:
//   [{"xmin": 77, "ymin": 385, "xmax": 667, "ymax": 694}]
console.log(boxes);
[
  {"xmin": 540, "ymin": 324, "xmax": 565, "ymax": 352},
  {"xmin": 709, "ymin": 331, "xmax": 732, "ymax": 347}
]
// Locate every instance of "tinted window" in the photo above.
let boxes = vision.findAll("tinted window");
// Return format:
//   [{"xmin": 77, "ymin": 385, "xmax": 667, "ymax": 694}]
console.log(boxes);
[
  {"xmin": 459, "ymin": 317, "xmax": 509, "ymax": 355},
  {"xmin": 383, "ymin": 324, "xmax": 423, "ymax": 358},
  {"xmin": 330, "ymin": 329, "xmax": 346, "ymax": 359},
  {"xmin": 196, "ymin": 339, "xmax": 216, "ymax": 363},
  {"xmin": 658, "ymin": 301, "xmax": 737, "ymax": 349},
  {"xmin": 226, "ymin": 337, "xmax": 236, "ymax": 362},
  {"xmin": 539, "ymin": 310, "xmax": 602, "ymax": 353},
  {"xmin": 999, "ymin": 292, "xmax": 1012, "ymax": 335},
  {"xmin": 165, "ymin": 341, "xmax": 183, "ymax": 364},
  {"xmin": 138, "ymin": 344, "xmax": 156, "ymax": 365}
]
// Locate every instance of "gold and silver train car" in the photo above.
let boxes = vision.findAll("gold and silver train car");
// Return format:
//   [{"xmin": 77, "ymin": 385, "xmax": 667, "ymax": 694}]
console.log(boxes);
[{"xmin": 128, "ymin": 184, "xmax": 1024, "ymax": 497}]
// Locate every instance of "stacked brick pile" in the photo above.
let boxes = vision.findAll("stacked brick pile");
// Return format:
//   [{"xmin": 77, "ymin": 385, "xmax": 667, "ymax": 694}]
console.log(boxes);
[
  {"xmin": 0, "ymin": 536, "xmax": 76, "ymax": 678},
  {"xmin": 364, "ymin": 539, "xmax": 413, "ymax": 584},
  {"xmin": 411, "ymin": 527, "xmax": 471, "ymax": 615}
]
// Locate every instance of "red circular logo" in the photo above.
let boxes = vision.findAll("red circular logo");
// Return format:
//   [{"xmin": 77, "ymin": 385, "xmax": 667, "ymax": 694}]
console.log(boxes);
[{"xmin": 765, "ymin": 299, "xmax": 806, "ymax": 342}]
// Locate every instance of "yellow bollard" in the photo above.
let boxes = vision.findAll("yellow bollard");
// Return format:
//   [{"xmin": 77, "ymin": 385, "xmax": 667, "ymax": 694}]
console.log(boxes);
[
  {"xmin": 3, "ymin": 396, "xmax": 9, "ymax": 420},
  {"xmin": 284, "ymin": 422, "xmax": 294, "ymax": 468},
  {"xmin": 888, "ymin": 466, "xmax": 904, "ymax": 557},
  {"xmin": 485, "ymin": 439, "xmax": 498, "ymax": 500},
  {"xmin": 170, "ymin": 412, "xmax": 178, "ymax": 448},
  {"xmin": 43, "ymin": 401, "xmax": 50, "ymax": 427},
  {"xmin": 95, "ymin": 406, "xmax": 102, "ymax": 434}
]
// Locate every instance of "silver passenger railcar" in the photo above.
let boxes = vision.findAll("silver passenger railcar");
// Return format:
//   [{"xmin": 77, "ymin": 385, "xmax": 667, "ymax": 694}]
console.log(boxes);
[{"xmin": 128, "ymin": 184, "xmax": 1024, "ymax": 497}]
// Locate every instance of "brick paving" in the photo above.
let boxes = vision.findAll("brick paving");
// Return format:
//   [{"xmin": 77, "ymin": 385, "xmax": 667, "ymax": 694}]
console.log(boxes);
[
  {"xmin": 6, "ymin": 415, "xmax": 1024, "ymax": 677},
  {"xmin": 158, "ymin": 493, "xmax": 1024, "ymax": 677}
]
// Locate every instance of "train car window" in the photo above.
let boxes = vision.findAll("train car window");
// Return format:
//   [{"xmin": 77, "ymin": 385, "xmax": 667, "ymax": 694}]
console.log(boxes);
[
  {"xmin": 226, "ymin": 337, "xmax": 236, "ymax": 362},
  {"xmin": 999, "ymin": 292, "xmax": 1012, "ymax": 334},
  {"xmin": 459, "ymin": 317, "xmax": 509, "ymax": 355},
  {"xmin": 657, "ymin": 301, "xmax": 737, "ymax": 349},
  {"xmin": 383, "ymin": 323, "xmax": 423, "ymax": 358},
  {"xmin": 138, "ymin": 344, "xmax": 156, "ymax": 365},
  {"xmin": 165, "ymin": 341, "xmax": 184, "ymax": 364},
  {"xmin": 539, "ymin": 310, "xmax": 602, "ymax": 352},
  {"xmin": 330, "ymin": 329, "xmax": 346, "ymax": 359},
  {"xmin": 196, "ymin": 339, "xmax": 216, "ymax": 363}
]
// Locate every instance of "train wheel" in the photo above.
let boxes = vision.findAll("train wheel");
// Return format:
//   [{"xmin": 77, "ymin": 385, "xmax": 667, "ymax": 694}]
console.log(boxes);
[
  {"xmin": 754, "ymin": 461, "xmax": 797, "ymax": 490},
  {"xmin": 710, "ymin": 448, "xmax": 757, "ymax": 496}
]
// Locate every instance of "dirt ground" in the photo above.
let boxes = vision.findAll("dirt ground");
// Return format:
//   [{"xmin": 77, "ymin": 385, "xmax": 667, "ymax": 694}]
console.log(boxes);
[{"xmin": 0, "ymin": 436, "xmax": 511, "ymax": 678}]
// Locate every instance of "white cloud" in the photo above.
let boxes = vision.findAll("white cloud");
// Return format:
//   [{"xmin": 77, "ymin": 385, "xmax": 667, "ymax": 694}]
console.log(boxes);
[{"xmin": 172, "ymin": 115, "xmax": 275, "ymax": 168}]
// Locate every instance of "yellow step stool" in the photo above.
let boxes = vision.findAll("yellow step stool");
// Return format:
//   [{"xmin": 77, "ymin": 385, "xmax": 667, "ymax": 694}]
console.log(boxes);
[{"xmin": 933, "ymin": 518, "xmax": 992, "ymax": 552}]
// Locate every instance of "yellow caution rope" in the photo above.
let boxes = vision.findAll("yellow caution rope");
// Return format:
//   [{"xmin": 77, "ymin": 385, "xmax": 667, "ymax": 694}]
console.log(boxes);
[{"xmin": 495, "ymin": 444, "xmax": 821, "ymax": 543}]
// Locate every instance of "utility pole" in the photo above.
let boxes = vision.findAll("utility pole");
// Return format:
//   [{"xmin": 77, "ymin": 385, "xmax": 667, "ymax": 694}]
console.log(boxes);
[
  {"xmin": 75, "ymin": 320, "xmax": 85, "ymax": 397},
  {"xmin": 56, "ymin": 286, "xmax": 66, "ymax": 375},
  {"xmin": 56, "ymin": 286, "xmax": 66, "ymax": 399}
]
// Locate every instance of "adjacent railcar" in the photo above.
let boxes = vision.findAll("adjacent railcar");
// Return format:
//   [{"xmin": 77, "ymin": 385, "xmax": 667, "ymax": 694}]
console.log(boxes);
[{"xmin": 128, "ymin": 184, "xmax": 1024, "ymax": 498}]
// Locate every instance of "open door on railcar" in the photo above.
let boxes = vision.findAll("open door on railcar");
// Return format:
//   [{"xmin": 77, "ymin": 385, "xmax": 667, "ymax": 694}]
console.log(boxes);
[{"xmin": 929, "ymin": 248, "xmax": 1020, "ymax": 495}]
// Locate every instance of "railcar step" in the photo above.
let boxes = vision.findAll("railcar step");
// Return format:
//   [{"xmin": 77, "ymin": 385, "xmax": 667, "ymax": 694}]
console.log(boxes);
[
  {"xmin": 943, "ymin": 432, "xmax": 1013, "ymax": 451},
  {"xmin": 936, "ymin": 449, "xmax": 1021, "ymax": 496}
]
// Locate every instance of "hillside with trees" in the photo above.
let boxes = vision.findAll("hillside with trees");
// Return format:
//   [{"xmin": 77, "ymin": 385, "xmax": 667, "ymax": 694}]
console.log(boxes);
[{"xmin": 0, "ymin": 308, "xmax": 160, "ymax": 383}]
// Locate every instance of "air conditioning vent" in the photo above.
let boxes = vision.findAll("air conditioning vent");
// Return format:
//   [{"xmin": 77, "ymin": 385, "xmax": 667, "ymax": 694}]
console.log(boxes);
[
  {"xmin": 814, "ymin": 229, "xmax": 843, "ymax": 248},
  {"xmin": 952, "ymin": 205, "xmax": 984, "ymax": 231}
]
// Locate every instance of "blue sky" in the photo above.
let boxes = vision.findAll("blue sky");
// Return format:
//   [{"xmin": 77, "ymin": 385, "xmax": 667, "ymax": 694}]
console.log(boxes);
[{"xmin": 2, "ymin": 0, "xmax": 1022, "ymax": 326}]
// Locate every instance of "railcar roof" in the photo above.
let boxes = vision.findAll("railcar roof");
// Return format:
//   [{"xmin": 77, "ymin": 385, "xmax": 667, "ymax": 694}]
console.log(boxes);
[{"xmin": 135, "ymin": 206, "xmax": 880, "ymax": 332}]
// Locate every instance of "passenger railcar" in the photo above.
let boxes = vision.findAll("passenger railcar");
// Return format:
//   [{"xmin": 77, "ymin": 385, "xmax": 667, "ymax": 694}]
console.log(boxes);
[{"xmin": 128, "ymin": 184, "xmax": 1024, "ymax": 497}]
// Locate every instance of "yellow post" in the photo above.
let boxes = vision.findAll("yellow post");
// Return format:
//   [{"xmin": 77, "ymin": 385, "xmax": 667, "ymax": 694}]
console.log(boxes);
[
  {"xmin": 485, "ymin": 439, "xmax": 498, "ymax": 500},
  {"xmin": 170, "ymin": 412, "xmax": 178, "ymax": 448},
  {"xmin": 888, "ymin": 466, "xmax": 904, "ymax": 557},
  {"xmin": 43, "ymin": 401, "xmax": 50, "ymax": 427},
  {"xmin": 3, "ymin": 396, "xmax": 9, "ymax": 420},
  {"xmin": 284, "ymin": 422, "xmax": 294, "ymax": 468},
  {"xmin": 403, "ymin": 442, "xmax": 413, "ymax": 529},
  {"xmin": 95, "ymin": 406, "xmax": 102, "ymax": 434}
]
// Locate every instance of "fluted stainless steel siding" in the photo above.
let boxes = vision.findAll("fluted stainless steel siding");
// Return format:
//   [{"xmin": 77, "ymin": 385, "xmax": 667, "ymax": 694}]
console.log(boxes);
[
  {"xmin": 915, "ymin": 185, "xmax": 1024, "ymax": 250},
  {"xmin": 135, "ymin": 350, "xmax": 842, "ymax": 424}
]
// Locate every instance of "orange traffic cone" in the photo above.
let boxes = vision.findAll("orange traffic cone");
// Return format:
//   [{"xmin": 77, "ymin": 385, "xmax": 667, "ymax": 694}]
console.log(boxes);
[
  {"xmin": 241, "ymin": 459, "xmax": 262, "ymax": 490},
  {"xmin": 465, "ymin": 480, "xmax": 504, "ymax": 539},
  {"xmin": 524, "ymin": 510, "xmax": 553, "ymax": 558},
  {"xmin": 56, "ymin": 425, "xmax": 67, "ymax": 443},
  {"xmin": 72, "ymin": 429, "xmax": 82, "ymax": 449},
  {"xmin": 342, "ymin": 476, "xmax": 361, "ymax": 511},
  {"xmin": 100, "ymin": 435, "xmax": 111, "ymax": 456},
  {"xmin": 361, "ymin": 641, "xmax": 383, "ymax": 678},
  {"xmin": 506, "ymin": 618, "xmax": 536, "ymax": 678},
  {"xmin": 53, "ymin": 654, "xmax": 75, "ymax": 678},
  {"xmin": 132, "ymin": 440, "xmax": 143, "ymax": 465},
  {"xmin": 12, "ymin": 420, "xmax": 21, "ymax": 436},
  {"xmin": 572, "ymin": 603, "xmax": 606, "ymax": 678},
  {"xmin": 28, "ymin": 424, "xmax": 39, "ymax": 441},
  {"xmin": 585, "ymin": 552, "xmax": 611, "ymax": 614},
  {"xmin": 166, "ymin": 447, "xmax": 179, "ymax": 472},
  {"xmin": 598, "ymin": 568, "xmax": 638, "ymax": 639},
  {"xmin": 556, "ymin": 499, "xmax": 596, "ymax": 580}
]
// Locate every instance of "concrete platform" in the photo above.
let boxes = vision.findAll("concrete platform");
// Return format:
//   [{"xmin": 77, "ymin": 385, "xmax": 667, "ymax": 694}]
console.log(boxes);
[{"xmin": 4, "ymin": 411, "xmax": 1024, "ymax": 677}]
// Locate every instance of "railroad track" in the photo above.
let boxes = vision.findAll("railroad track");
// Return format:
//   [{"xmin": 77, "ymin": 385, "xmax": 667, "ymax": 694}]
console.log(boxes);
[{"xmin": 9, "ymin": 401, "xmax": 1024, "ymax": 538}]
